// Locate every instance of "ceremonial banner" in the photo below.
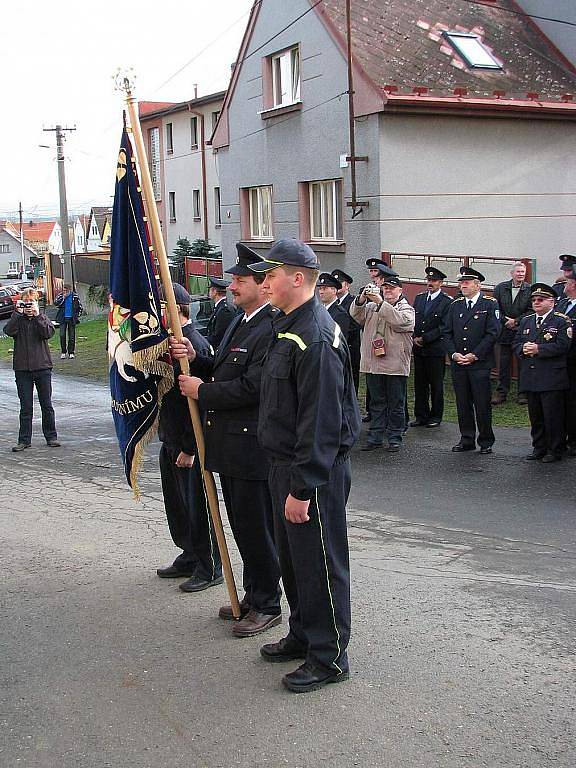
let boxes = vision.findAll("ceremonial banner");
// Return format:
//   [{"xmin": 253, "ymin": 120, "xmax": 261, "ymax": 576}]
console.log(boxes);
[{"xmin": 108, "ymin": 127, "xmax": 173, "ymax": 497}]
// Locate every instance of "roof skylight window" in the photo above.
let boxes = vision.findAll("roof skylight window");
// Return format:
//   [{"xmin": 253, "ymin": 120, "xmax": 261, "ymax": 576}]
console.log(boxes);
[{"xmin": 443, "ymin": 32, "xmax": 502, "ymax": 70}]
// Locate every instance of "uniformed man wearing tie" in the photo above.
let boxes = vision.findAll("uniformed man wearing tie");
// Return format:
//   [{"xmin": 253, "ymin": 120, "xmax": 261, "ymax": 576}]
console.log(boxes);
[
  {"xmin": 332, "ymin": 269, "xmax": 362, "ymax": 393},
  {"xmin": 513, "ymin": 283, "xmax": 572, "ymax": 462},
  {"xmin": 175, "ymin": 244, "xmax": 282, "ymax": 637},
  {"xmin": 554, "ymin": 271, "xmax": 576, "ymax": 457},
  {"xmin": 443, "ymin": 266, "xmax": 500, "ymax": 454},
  {"xmin": 206, "ymin": 277, "xmax": 236, "ymax": 350},
  {"xmin": 317, "ymin": 273, "xmax": 351, "ymax": 337},
  {"xmin": 411, "ymin": 266, "xmax": 452, "ymax": 427}
]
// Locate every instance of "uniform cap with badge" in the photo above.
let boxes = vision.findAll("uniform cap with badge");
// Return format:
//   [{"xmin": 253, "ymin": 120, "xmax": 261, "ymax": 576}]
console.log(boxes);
[
  {"xmin": 457, "ymin": 266, "xmax": 485, "ymax": 282},
  {"xmin": 248, "ymin": 239, "xmax": 320, "ymax": 273},
  {"xmin": 331, "ymin": 269, "xmax": 353, "ymax": 285},
  {"xmin": 172, "ymin": 282, "xmax": 191, "ymax": 305},
  {"xmin": 559, "ymin": 254, "xmax": 576, "ymax": 271},
  {"xmin": 318, "ymin": 272, "xmax": 342, "ymax": 290},
  {"xmin": 209, "ymin": 277, "xmax": 231, "ymax": 290},
  {"xmin": 425, "ymin": 266, "xmax": 447, "ymax": 281},
  {"xmin": 365, "ymin": 258, "xmax": 398, "ymax": 277},
  {"xmin": 225, "ymin": 242, "xmax": 262, "ymax": 276},
  {"xmin": 382, "ymin": 276, "xmax": 402, "ymax": 287},
  {"xmin": 530, "ymin": 282, "xmax": 556, "ymax": 299}
]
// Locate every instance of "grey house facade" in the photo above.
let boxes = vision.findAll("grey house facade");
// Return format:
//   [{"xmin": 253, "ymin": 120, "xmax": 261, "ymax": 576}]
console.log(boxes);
[
  {"xmin": 0, "ymin": 225, "xmax": 37, "ymax": 278},
  {"xmin": 212, "ymin": 0, "xmax": 576, "ymax": 287}
]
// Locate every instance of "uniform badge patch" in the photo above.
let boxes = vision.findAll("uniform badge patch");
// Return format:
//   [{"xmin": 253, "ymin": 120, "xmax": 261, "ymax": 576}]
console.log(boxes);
[{"xmin": 568, "ymin": 327, "xmax": 573, "ymax": 339}]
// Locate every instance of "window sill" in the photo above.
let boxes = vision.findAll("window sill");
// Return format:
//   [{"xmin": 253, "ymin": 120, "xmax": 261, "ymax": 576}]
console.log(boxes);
[
  {"xmin": 191, "ymin": 144, "xmax": 198, "ymax": 151},
  {"xmin": 307, "ymin": 241, "xmax": 346, "ymax": 253},
  {"xmin": 259, "ymin": 101, "xmax": 302, "ymax": 120},
  {"xmin": 242, "ymin": 238, "xmax": 274, "ymax": 245},
  {"xmin": 193, "ymin": 217, "xmax": 201, "ymax": 222},
  {"xmin": 169, "ymin": 218, "xmax": 177, "ymax": 224},
  {"xmin": 215, "ymin": 224, "xmax": 222, "ymax": 229}
]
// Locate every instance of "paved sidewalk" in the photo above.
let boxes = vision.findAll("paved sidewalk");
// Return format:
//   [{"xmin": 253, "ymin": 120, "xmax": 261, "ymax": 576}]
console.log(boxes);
[{"xmin": 1, "ymin": 368, "xmax": 574, "ymax": 768}]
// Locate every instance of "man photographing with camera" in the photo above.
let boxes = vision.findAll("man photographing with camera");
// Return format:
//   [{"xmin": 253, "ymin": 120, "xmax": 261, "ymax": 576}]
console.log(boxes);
[{"xmin": 5, "ymin": 288, "xmax": 60, "ymax": 452}]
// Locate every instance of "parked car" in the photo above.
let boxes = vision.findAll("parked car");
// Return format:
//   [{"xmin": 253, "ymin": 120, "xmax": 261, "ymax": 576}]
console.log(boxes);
[
  {"xmin": 0, "ymin": 286, "xmax": 18, "ymax": 317},
  {"xmin": 6, "ymin": 268, "xmax": 19, "ymax": 279},
  {"xmin": 189, "ymin": 294, "xmax": 213, "ymax": 337},
  {"xmin": 8, "ymin": 281, "xmax": 45, "ymax": 307}
]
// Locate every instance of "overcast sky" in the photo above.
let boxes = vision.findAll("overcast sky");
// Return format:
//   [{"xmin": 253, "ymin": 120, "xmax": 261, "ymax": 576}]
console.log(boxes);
[{"xmin": 0, "ymin": 0, "xmax": 254, "ymax": 220}]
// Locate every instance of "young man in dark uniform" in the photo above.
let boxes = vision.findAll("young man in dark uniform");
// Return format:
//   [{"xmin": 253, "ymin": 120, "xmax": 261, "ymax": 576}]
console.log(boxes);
[
  {"xmin": 206, "ymin": 277, "xmax": 235, "ymax": 350},
  {"xmin": 175, "ymin": 244, "xmax": 282, "ymax": 637},
  {"xmin": 156, "ymin": 283, "xmax": 223, "ymax": 592},
  {"xmin": 411, "ymin": 266, "xmax": 452, "ymax": 427},
  {"xmin": 317, "ymin": 272, "xmax": 351, "ymax": 337},
  {"xmin": 513, "ymin": 283, "xmax": 572, "ymax": 462},
  {"xmin": 556, "ymin": 269, "xmax": 576, "ymax": 456},
  {"xmin": 442, "ymin": 266, "xmax": 500, "ymax": 454},
  {"xmin": 248, "ymin": 239, "xmax": 361, "ymax": 694},
  {"xmin": 553, "ymin": 254, "xmax": 576, "ymax": 299},
  {"xmin": 332, "ymin": 269, "xmax": 362, "ymax": 393}
]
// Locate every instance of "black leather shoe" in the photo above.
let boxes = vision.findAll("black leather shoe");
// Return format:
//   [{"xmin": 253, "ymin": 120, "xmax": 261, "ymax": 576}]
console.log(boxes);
[
  {"xmin": 362, "ymin": 414, "xmax": 371, "ymax": 423},
  {"xmin": 451, "ymin": 443, "xmax": 475, "ymax": 452},
  {"xmin": 282, "ymin": 662, "xmax": 349, "ymax": 693},
  {"xmin": 409, "ymin": 420, "xmax": 426, "ymax": 427},
  {"xmin": 360, "ymin": 443, "xmax": 381, "ymax": 451},
  {"xmin": 525, "ymin": 452, "xmax": 545, "ymax": 461},
  {"xmin": 260, "ymin": 636, "xmax": 307, "ymax": 664},
  {"xmin": 479, "ymin": 447, "xmax": 493, "ymax": 455},
  {"xmin": 218, "ymin": 600, "xmax": 250, "ymax": 620},
  {"xmin": 567, "ymin": 446, "xmax": 576, "ymax": 457},
  {"xmin": 156, "ymin": 564, "xmax": 195, "ymax": 578},
  {"xmin": 232, "ymin": 610, "xmax": 282, "ymax": 637},
  {"xmin": 12, "ymin": 443, "xmax": 31, "ymax": 452},
  {"xmin": 426, "ymin": 421, "xmax": 441, "ymax": 428},
  {"xmin": 179, "ymin": 574, "xmax": 224, "ymax": 592},
  {"xmin": 46, "ymin": 440, "xmax": 61, "ymax": 447},
  {"xmin": 387, "ymin": 444, "xmax": 401, "ymax": 453},
  {"xmin": 541, "ymin": 453, "xmax": 561, "ymax": 463}
]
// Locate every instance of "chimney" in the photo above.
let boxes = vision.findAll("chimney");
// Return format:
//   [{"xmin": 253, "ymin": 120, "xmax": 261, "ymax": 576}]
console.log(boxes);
[{"xmin": 193, "ymin": 83, "xmax": 198, "ymax": 100}]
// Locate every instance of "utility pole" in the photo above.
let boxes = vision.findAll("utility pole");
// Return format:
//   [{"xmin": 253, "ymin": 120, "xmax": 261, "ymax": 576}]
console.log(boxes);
[
  {"xmin": 19, "ymin": 202, "xmax": 25, "ymax": 277},
  {"xmin": 43, "ymin": 124, "xmax": 76, "ymax": 287}
]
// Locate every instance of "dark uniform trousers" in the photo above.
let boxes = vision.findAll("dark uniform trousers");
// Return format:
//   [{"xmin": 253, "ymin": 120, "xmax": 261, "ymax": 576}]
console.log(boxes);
[
  {"xmin": 567, "ymin": 358, "xmax": 576, "ymax": 450},
  {"xmin": 451, "ymin": 366, "xmax": 495, "ymax": 449},
  {"xmin": 413, "ymin": 356, "xmax": 446, "ymax": 423},
  {"xmin": 220, "ymin": 475, "xmax": 280, "ymax": 615},
  {"xmin": 526, "ymin": 391, "xmax": 566, "ymax": 457},
  {"xmin": 159, "ymin": 445, "xmax": 222, "ymax": 581},
  {"xmin": 269, "ymin": 460, "xmax": 351, "ymax": 675}
]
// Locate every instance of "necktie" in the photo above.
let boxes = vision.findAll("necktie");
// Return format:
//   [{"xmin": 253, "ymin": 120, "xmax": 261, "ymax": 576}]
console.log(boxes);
[
  {"xmin": 536, "ymin": 317, "xmax": 542, "ymax": 329},
  {"xmin": 467, "ymin": 300, "xmax": 472, "ymax": 311}
]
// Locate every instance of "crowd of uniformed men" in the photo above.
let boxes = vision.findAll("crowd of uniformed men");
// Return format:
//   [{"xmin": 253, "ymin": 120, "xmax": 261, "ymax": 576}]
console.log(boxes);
[{"xmin": 155, "ymin": 239, "xmax": 576, "ymax": 694}]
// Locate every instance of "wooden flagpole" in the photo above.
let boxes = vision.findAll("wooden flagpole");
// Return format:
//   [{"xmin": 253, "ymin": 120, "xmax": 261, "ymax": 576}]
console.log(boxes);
[{"xmin": 121, "ymin": 77, "xmax": 241, "ymax": 619}]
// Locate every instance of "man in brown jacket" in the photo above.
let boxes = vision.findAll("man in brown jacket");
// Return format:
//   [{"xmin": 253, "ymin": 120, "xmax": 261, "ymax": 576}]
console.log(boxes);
[
  {"xmin": 4, "ymin": 288, "xmax": 60, "ymax": 452},
  {"xmin": 350, "ymin": 275, "xmax": 414, "ymax": 452}
]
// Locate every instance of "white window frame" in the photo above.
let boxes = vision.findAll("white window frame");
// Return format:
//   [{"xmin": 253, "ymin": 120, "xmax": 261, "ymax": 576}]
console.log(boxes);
[
  {"xmin": 248, "ymin": 186, "xmax": 273, "ymax": 240},
  {"xmin": 309, "ymin": 180, "xmax": 340, "ymax": 242},
  {"xmin": 214, "ymin": 187, "xmax": 221, "ymax": 227},
  {"xmin": 0, "ymin": 244, "xmax": 10, "ymax": 253},
  {"xmin": 166, "ymin": 122, "xmax": 174, "ymax": 154},
  {"xmin": 443, "ymin": 32, "xmax": 502, "ymax": 70},
  {"xmin": 193, "ymin": 189, "xmax": 201, "ymax": 220},
  {"xmin": 169, "ymin": 191, "xmax": 176, "ymax": 222},
  {"xmin": 272, "ymin": 46, "xmax": 301, "ymax": 107},
  {"xmin": 9, "ymin": 261, "xmax": 19, "ymax": 270},
  {"xmin": 212, "ymin": 110, "xmax": 221, "ymax": 132},
  {"xmin": 149, "ymin": 127, "xmax": 162, "ymax": 202},
  {"xmin": 190, "ymin": 116, "xmax": 198, "ymax": 149}
]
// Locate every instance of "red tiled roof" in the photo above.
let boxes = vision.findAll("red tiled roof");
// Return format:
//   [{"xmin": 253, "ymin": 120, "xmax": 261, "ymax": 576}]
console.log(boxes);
[
  {"xmin": 18, "ymin": 221, "xmax": 57, "ymax": 244},
  {"xmin": 317, "ymin": 0, "xmax": 576, "ymax": 102},
  {"xmin": 139, "ymin": 101, "xmax": 176, "ymax": 116}
]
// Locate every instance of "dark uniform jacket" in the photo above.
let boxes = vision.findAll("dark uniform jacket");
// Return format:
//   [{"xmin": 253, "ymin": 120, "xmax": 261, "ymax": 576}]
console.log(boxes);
[
  {"xmin": 158, "ymin": 324, "xmax": 212, "ymax": 455},
  {"xmin": 556, "ymin": 297, "xmax": 576, "ymax": 359},
  {"xmin": 4, "ymin": 311, "xmax": 54, "ymax": 370},
  {"xmin": 492, "ymin": 279, "xmax": 532, "ymax": 343},
  {"xmin": 442, "ymin": 294, "xmax": 500, "ymax": 369},
  {"xmin": 413, "ymin": 291, "xmax": 452, "ymax": 357},
  {"xmin": 513, "ymin": 311, "xmax": 572, "ymax": 391},
  {"xmin": 327, "ymin": 300, "xmax": 351, "ymax": 338},
  {"xmin": 206, "ymin": 297, "xmax": 236, "ymax": 350},
  {"xmin": 196, "ymin": 304, "xmax": 277, "ymax": 481},
  {"xmin": 259, "ymin": 297, "xmax": 361, "ymax": 500}
]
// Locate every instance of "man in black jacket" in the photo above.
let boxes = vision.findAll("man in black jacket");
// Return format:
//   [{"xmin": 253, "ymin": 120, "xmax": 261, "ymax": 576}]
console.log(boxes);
[
  {"xmin": 332, "ymin": 269, "xmax": 361, "ymax": 392},
  {"xmin": 513, "ymin": 283, "xmax": 572, "ymax": 462},
  {"xmin": 411, "ymin": 266, "xmax": 452, "ymax": 427},
  {"xmin": 248, "ymin": 239, "xmax": 361, "ymax": 694},
  {"xmin": 5, "ymin": 288, "xmax": 60, "ymax": 452},
  {"xmin": 156, "ymin": 284, "xmax": 222, "ymax": 591},
  {"xmin": 556, "ymin": 270, "xmax": 576, "ymax": 456},
  {"xmin": 553, "ymin": 254, "xmax": 576, "ymax": 299},
  {"xmin": 492, "ymin": 262, "xmax": 531, "ymax": 405},
  {"xmin": 206, "ymin": 277, "xmax": 235, "ymax": 350},
  {"xmin": 317, "ymin": 272, "xmax": 351, "ymax": 338},
  {"xmin": 54, "ymin": 284, "xmax": 83, "ymax": 359},
  {"xmin": 175, "ymin": 244, "xmax": 281, "ymax": 637}
]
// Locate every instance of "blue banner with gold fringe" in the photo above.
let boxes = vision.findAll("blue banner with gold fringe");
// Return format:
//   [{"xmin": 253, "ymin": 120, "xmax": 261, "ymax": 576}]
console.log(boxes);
[{"xmin": 108, "ymin": 127, "xmax": 173, "ymax": 497}]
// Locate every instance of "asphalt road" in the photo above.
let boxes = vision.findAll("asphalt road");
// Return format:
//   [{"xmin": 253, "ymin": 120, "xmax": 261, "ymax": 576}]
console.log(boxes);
[{"xmin": 1, "ymin": 367, "xmax": 574, "ymax": 768}]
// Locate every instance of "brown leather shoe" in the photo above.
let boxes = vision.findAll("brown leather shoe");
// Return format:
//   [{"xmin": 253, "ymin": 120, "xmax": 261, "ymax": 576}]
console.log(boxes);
[
  {"xmin": 232, "ymin": 609, "xmax": 281, "ymax": 638},
  {"xmin": 218, "ymin": 600, "xmax": 250, "ymax": 621}
]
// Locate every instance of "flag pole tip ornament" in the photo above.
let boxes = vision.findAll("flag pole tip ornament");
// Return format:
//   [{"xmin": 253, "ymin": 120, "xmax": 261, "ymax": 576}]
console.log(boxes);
[{"xmin": 108, "ymin": 121, "xmax": 173, "ymax": 498}]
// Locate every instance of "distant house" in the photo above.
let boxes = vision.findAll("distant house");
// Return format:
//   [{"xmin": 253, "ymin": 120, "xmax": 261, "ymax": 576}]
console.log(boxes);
[
  {"xmin": 12, "ymin": 220, "xmax": 62, "ymax": 256},
  {"xmin": 212, "ymin": 0, "xmax": 576, "ymax": 285},
  {"xmin": 0, "ymin": 222, "xmax": 38, "ymax": 278},
  {"xmin": 86, "ymin": 207, "xmax": 113, "ymax": 251},
  {"xmin": 72, "ymin": 214, "xmax": 90, "ymax": 254},
  {"xmin": 139, "ymin": 91, "xmax": 225, "ymax": 259}
]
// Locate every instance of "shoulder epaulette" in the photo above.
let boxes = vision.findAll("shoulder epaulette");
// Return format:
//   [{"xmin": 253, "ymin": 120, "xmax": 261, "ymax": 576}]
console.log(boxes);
[
  {"xmin": 484, "ymin": 295, "xmax": 498, "ymax": 302},
  {"xmin": 524, "ymin": 312, "xmax": 536, "ymax": 319},
  {"xmin": 416, "ymin": 291, "xmax": 426, "ymax": 297},
  {"xmin": 453, "ymin": 296, "xmax": 465, "ymax": 302},
  {"xmin": 553, "ymin": 311, "xmax": 570, "ymax": 320}
]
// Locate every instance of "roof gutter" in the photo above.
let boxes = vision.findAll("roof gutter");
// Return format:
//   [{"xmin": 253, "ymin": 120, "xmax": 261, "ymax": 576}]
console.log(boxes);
[{"xmin": 382, "ymin": 93, "xmax": 576, "ymax": 120}]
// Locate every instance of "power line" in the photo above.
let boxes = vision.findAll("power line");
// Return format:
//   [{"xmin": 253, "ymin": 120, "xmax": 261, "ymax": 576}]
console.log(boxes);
[{"xmin": 459, "ymin": 0, "xmax": 576, "ymax": 30}]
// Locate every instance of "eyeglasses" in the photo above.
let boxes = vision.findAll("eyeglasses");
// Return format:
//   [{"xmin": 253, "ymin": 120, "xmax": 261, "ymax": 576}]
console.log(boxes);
[{"xmin": 532, "ymin": 297, "xmax": 546, "ymax": 303}]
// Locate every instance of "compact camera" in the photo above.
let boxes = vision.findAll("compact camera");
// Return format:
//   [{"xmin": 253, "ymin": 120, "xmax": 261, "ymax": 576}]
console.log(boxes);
[{"xmin": 363, "ymin": 283, "xmax": 380, "ymax": 295}]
